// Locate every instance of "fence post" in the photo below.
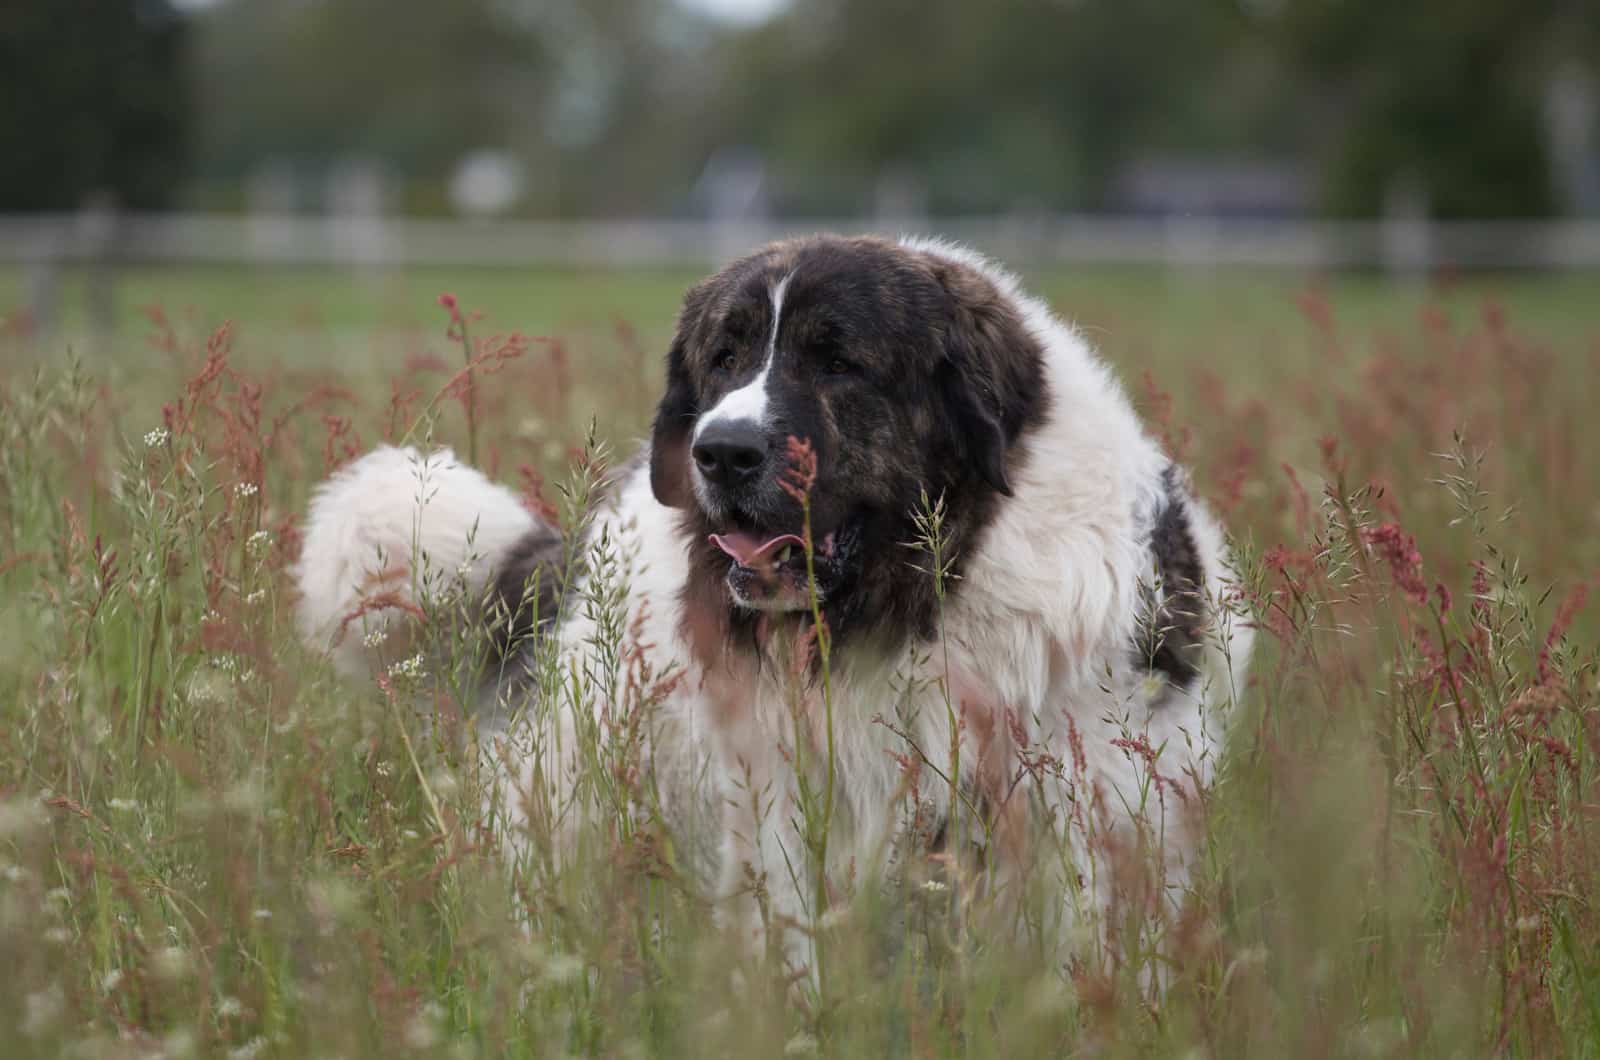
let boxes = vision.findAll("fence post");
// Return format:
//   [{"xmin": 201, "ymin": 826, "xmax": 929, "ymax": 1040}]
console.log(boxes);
[
  {"xmin": 79, "ymin": 193, "xmax": 121, "ymax": 340},
  {"xmin": 1381, "ymin": 174, "xmax": 1431, "ymax": 279},
  {"xmin": 24, "ymin": 218, "xmax": 64, "ymax": 339}
]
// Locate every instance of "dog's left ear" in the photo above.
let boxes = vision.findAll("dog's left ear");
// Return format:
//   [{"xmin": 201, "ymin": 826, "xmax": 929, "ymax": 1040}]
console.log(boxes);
[
  {"xmin": 928, "ymin": 257, "xmax": 1046, "ymax": 498},
  {"xmin": 649, "ymin": 336, "xmax": 697, "ymax": 508}
]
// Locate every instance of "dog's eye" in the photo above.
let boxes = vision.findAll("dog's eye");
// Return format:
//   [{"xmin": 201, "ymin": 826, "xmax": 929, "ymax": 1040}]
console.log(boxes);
[
  {"xmin": 713, "ymin": 350, "xmax": 737, "ymax": 373},
  {"xmin": 826, "ymin": 357, "xmax": 853, "ymax": 376}
]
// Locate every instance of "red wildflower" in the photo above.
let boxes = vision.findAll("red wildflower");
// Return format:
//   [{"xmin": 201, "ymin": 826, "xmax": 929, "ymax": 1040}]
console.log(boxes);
[
  {"xmin": 1537, "ymin": 578, "xmax": 1593, "ymax": 684},
  {"xmin": 1281, "ymin": 462, "xmax": 1312, "ymax": 536},
  {"xmin": 437, "ymin": 292, "xmax": 463, "ymax": 334},
  {"xmin": 1469, "ymin": 560, "xmax": 1493, "ymax": 624},
  {"xmin": 1361, "ymin": 522, "xmax": 1427, "ymax": 606},
  {"xmin": 779, "ymin": 436, "xmax": 818, "ymax": 505},
  {"xmin": 1318, "ymin": 434, "xmax": 1346, "ymax": 478}
]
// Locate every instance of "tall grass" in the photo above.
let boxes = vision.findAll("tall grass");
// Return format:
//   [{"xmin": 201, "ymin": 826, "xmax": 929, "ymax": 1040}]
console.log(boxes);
[{"xmin": 1, "ymin": 285, "xmax": 1597, "ymax": 1057}]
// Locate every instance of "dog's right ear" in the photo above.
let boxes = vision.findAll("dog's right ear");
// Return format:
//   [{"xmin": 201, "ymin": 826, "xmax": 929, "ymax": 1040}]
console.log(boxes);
[
  {"xmin": 649, "ymin": 332, "xmax": 698, "ymax": 509},
  {"xmin": 651, "ymin": 277, "xmax": 719, "ymax": 509}
]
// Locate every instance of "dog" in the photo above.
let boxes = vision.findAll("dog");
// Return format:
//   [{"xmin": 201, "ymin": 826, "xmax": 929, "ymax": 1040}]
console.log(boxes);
[{"xmin": 295, "ymin": 235, "xmax": 1253, "ymax": 976}]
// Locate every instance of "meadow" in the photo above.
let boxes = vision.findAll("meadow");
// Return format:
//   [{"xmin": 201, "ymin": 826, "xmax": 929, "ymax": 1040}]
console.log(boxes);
[{"xmin": 1, "ymin": 260, "xmax": 1598, "ymax": 1057}]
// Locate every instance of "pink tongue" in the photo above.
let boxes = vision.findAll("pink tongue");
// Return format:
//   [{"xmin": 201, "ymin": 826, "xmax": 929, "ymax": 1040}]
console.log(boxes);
[{"xmin": 709, "ymin": 531, "xmax": 805, "ymax": 567}]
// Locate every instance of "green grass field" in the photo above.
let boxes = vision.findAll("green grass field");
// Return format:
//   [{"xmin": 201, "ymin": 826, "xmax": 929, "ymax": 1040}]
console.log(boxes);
[
  {"xmin": 8, "ymin": 262, "xmax": 1600, "ymax": 362},
  {"xmin": 2, "ymin": 263, "xmax": 1599, "ymax": 1057}
]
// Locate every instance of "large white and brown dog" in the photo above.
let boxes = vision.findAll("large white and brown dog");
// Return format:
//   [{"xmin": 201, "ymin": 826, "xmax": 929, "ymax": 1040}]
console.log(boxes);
[{"xmin": 295, "ymin": 235, "xmax": 1253, "ymax": 972}]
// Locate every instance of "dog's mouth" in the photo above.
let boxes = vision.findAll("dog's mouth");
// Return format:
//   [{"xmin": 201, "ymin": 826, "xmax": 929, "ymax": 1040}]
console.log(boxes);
[{"xmin": 707, "ymin": 520, "xmax": 854, "ymax": 612}]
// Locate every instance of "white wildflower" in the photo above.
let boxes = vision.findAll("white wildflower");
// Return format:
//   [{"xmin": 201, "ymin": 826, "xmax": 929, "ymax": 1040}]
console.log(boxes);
[
  {"xmin": 108, "ymin": 797, "xmax": 140, "ymax": 813},
  {"xmin": 920, "ymin": 879, "xmax": 949, "ymax": 894},
  {"xmin": 101, "ymin": 969, "xmax": 124, "ymax": 993},
  {"xmin": 44, "ymin": 886, "xmax": 71, "ymax": 907},
  {"xmin": 386, "ymin": 654, "xmax": 427, "ymax": 682},
  {"xmin": 216, "ymin": 996, "xmax": 244, "ymax": 1019},
  {"xmin": 361, "ymin": 627, "xmax": 388, "ymax": 649},
  {"xmin": 3, "ymin": 863, "xmax": 28, "ymax": 882},
  {"xmin": 144, "ymin": 428, "xmax": 170, "ymax": 448},
  {"xmin": 374, "ymin": 760, "xmax": 394, "ymax": 779},
  {"xmin": 245, "ymin": 530, "xmax": 272, "ymax": 553},
  {"xmin": 233, "ymin": 482, "xmax": 258, "ymax": 499},
  {"xmin": 244, "ymin": 589, "xmax": 267, "ymax": 606},
  {"xmin": 252, "ymin": 908, "xmax": 272, "ymax": 920},
  {"xmin": 187, "ymin": 672, "xmax": 225, "ymax": 705},
  {"xmin": 237, "ymin": 669, "xmax": 258, "ymax": 686}
]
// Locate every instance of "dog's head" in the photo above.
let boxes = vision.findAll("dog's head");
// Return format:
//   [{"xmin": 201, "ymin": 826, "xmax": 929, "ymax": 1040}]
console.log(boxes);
[{"xmin": 650, "ymin": 236, "xmax": 1048, "ymax": 635}]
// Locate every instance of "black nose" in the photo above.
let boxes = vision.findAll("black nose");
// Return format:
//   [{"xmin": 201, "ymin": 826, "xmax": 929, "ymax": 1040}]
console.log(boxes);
[{"xmin": 692, "ymin": 420, "xmax": 768, "ymax": 487}]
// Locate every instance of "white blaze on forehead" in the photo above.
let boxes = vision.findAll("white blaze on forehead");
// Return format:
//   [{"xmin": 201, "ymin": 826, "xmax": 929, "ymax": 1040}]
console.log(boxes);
[{"xmin": 693, "ymin": 271, "xmax": 793, "ymax": 442}]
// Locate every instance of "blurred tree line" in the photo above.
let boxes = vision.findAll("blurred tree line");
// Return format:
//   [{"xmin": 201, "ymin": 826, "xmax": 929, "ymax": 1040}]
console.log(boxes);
[
  {"xmin": 1, "ymin": 0, "xmax": 188, "ymax": 210},
  {"xmin": 5, "ymin": 0, "xmax": 1598, "ymax": 218}
]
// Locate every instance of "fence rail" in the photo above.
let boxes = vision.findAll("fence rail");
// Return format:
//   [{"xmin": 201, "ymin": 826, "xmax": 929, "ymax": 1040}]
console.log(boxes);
[{"xmin": 4, "ymin": 212, "xmax": 1600, "ymax": 270}]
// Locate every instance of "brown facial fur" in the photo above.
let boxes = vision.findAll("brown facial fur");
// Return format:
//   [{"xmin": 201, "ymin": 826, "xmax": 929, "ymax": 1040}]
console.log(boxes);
[{"xmin": 648, "ymin": 236, "xmax": 1052, "ymax": 671}]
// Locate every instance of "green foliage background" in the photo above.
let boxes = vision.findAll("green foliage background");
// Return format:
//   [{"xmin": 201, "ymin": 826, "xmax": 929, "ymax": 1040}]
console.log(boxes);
[{"xmin": 7, "ymin": 0, "xmax": 1599, "ymax": 218}]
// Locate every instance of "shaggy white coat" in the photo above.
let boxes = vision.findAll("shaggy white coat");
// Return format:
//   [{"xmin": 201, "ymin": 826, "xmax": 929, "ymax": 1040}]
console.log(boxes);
[
  {"xmin": 294, "ymin": 445, "xmax": 537, "ymax": 678},
  {"xmin": 294, "ymin": 238, "xmax": 1254, "ymax": 973}
]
